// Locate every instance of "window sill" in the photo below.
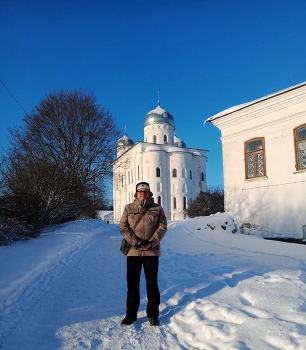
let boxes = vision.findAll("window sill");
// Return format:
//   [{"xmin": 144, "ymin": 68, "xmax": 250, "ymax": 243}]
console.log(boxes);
[
  {"xmin": 293, "ymin": 169, "xmax": 306, "ymax": 174},
  {"xmin": 244, "ymin": 176, "xmax": 268, "ymax": 183}
]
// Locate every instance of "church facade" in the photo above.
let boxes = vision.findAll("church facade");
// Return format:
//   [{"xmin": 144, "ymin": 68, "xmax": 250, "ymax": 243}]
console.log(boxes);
[{"xmin": 112, "ymin": 101, "xmax": 208, "ymax": 223}]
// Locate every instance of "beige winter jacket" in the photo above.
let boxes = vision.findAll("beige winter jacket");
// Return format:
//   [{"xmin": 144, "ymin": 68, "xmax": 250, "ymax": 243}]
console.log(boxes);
[{"xmin": 119, "ymin": 197, "xmax": 167, "ymax": 257}]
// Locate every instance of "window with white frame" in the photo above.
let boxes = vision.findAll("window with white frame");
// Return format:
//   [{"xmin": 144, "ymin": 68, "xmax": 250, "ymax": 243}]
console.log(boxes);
[
  {"xmin": 294, "ymin": 124, "xmax": 306, "ymax": 170},
  {"xmin": 245, "ymin": 138, "xmax": 266, "ymax": 179}
]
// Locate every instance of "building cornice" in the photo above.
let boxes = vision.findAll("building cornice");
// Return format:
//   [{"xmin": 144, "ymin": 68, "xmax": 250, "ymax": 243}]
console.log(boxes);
[
  {"xmin": 220, "ymin": 111, "xmax": 306, "ymax": 141},
  {"xmin": 206, "ymin": 82, "xmax": 306, "ymax": 129}
]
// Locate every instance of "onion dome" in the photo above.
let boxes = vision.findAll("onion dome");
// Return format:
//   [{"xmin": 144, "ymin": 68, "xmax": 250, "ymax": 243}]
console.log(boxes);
[
  {"xmin": 116, "ymin": 133, "xmax": 134, "ymax": 147},
  {"xmin": 144, "ymin": 102, "xmax": 175, "ymax": 128},
  {"xmin": 174, "ymin": 133, "xmax": 186, "ymax": 148}
]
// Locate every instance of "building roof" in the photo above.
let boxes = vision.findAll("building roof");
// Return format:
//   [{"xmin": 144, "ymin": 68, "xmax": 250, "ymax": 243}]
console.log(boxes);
[
  {"xmin": 205, "ymin": 81, "xmax": 306, "ymax": 124},
  {"xmin": 116, "ymin": 133, "xmax": 134, "ymax": 147},
  {"xmin": 144, "ymin": 102, "xmax": 175, "ymax": 128}
]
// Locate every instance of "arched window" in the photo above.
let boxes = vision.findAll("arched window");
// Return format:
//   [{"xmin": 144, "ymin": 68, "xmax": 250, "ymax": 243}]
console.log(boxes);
[
  {"xmin": 157, "ymin": 196, "xmax": 161, "ymax": 205},
  {"xmin": 173, "ymin": 197, "xmax": 177, "ymax": 209},
  {"xmin": 183, "ymin": 197, "xmax": 187, "ymax": 210},
  {"xmin": 182, "ymin": 168, "xmax": 186, "ymax": 178},
  {"xmin": 156, "ymin": 167, "xmax": 161, "ymax": 177},
  {"xmin": 190, "ymin": 170, "xmax": 192, "ymax": 179},
  {"xmin": 294, "ymin": 124, "xmax": 306, "ymax": 170},
  {"xmin": 245, "ymin": 138, "xmax": 266, "ymax": 179},
  {"xmin": 201, "ymin": 172, "xmax": 205, "ymax": 181},
  {"xmin": 164, "ymin": 135, "xmax": 168, "ymax": 143},
  {"xmin": 182, "ymin": 183, "xmax": 187, "ymax": 192},
  {"xmin": 153, "ymin": 135, "xmax": 156, "ymax": 144},
  {"xmin": 172, "ymin": 168, "xmax": 177, "ymax": 177}
]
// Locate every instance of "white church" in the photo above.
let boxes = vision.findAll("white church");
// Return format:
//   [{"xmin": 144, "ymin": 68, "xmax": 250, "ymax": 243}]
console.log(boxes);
[{"xmin": 112, "ymin": 100, "xmax": 208, "ymax": 223}]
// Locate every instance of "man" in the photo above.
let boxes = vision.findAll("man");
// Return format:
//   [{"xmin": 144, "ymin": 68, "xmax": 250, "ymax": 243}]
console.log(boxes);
[{"xmin": 119, "ymin": 181, "xmax": 167, "ymax": 326}]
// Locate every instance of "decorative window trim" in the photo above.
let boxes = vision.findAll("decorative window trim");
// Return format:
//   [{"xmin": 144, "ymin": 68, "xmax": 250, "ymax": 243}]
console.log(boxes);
[
  {"xmin": 244, "ymin": 137, "xmax": 266, "ymax": 179},
  {"xmin": 294, "ymin": 123, "xmax": 306, "ymax": 171}
]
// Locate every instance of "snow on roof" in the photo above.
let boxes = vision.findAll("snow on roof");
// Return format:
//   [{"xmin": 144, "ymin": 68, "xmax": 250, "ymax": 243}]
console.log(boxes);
[
  {"xmin": 146, "ymin": 105, "xmax": 168, "ymax": 115},
  {"xmin": 144, "ymin": 145, "xmax": 164, "ymax": 152},
  {"xmin": 167, "ymin": 146, "xmax": 188, "ymax": 153},
  {"xmin": 96, "ymin": 211, "xmax": 113, "ymax": 220},
  {"xmin": 205, "ymin": 81, "xmax": 306, "ymax": 124}
]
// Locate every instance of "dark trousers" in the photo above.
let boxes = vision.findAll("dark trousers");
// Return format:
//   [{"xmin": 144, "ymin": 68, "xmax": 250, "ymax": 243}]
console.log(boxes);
[{"xmin": 126, "ymin": 256, "xmax": 160, "ymax": 319}]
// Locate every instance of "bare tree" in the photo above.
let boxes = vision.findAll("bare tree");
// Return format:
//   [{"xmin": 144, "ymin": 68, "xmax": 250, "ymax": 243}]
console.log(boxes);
[{"xmin": 1, "ymin": 89, "xmax": 121, "ymax": 229}]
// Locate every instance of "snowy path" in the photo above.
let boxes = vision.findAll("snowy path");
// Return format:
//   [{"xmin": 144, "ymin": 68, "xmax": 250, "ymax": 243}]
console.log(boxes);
[
  {"xmin": 1, "ymin": 216, "xmax": 306, "ymax": 349},
  {"xmin": 0, "ymin": 221, "xmax": 180, "ymax": 350}
]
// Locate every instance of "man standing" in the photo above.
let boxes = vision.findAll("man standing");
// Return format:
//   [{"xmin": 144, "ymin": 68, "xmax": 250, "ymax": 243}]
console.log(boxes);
[{"xmin": 119, "ymin": 182, "xmax": 167, "ymax": 326}]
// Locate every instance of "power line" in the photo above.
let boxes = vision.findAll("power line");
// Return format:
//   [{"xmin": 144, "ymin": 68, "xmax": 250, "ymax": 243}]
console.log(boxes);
[{"xmin": 0, "ymin": 79, "xmax": 30, "ymax": 116}]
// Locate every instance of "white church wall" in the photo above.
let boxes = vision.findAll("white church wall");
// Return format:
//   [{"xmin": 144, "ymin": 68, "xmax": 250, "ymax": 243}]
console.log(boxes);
[
  {"xmin": 191, "ymin": 155, "xmax": 207, "ymax": 196},
  {"xmin": 144, "ymin": 124, "xmax": 175, "ymax": 145}
]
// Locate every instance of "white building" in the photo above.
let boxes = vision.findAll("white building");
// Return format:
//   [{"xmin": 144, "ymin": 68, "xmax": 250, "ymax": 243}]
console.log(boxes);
[
  {"xmin": 112, "ymin": 101, "xmax": 208, "ymax": 223},
  {"xmin": 96, "ymin": 210, "xmax": 114, "ymax": 224},
  {"xmin": 206, "ymin": 82, "xmax": 306, "ymax": 240}
]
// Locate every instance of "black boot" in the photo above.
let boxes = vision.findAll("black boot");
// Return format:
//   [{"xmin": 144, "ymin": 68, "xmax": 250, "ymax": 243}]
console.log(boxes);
[
  {"xmin": 149, "ymin": 317, "xmax": 159, "ymax": 326},
  {"xmin": 121, "ymin": 316, "xmax": 137, "ymax": 325}
]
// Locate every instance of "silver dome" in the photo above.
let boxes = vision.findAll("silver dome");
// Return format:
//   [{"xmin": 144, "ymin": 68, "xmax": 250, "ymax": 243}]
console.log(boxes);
[
  {"xmin": 116, "ymin": 133, "xmax": 134, "ymax": 147},
  {"xmin": 144, "ymin": 104, "xmax": 175, "ymax": 128}
]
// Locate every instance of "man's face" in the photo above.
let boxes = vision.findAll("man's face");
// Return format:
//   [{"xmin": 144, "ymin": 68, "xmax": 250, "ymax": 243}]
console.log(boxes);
[{"xmin": 136, "ymin": 189, "xmax": 150, "ymax": 199}]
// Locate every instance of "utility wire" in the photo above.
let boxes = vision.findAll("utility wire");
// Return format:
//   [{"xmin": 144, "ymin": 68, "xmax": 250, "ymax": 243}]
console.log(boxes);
[{"xmin": 0, "ymin": 79, "xmax": 30, "ymax": 116}]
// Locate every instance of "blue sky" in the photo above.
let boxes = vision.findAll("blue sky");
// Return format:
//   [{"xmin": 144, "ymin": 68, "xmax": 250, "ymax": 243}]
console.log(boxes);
[{"xmin": 1, "ymin": 0, "xmax": 306, "ymax": 189}]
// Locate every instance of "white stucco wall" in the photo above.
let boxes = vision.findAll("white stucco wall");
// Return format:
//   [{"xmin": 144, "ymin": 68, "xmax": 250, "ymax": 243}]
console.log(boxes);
[
  {"xmin": 209, "ymin": 82, "xmax": 306, "ymax": 239},
  {"xmin": 144, "ymin": 124, "xmax": 175, "ymax": 145}
]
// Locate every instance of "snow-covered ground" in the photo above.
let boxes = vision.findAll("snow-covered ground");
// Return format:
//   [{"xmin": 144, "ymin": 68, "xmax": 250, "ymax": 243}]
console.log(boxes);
[{"xmin": 0, "ymin": 213, "xmax": 305, "ymax": 350}]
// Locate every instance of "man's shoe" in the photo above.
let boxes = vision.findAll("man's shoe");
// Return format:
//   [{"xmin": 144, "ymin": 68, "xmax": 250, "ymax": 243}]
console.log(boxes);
[
  {"xmin": 121, "ymin": 316, "xmax": 136, "ymax": 325},
  {"xmin": 149, "ymin": 317, "xmax": 159, "ymax": 326}
]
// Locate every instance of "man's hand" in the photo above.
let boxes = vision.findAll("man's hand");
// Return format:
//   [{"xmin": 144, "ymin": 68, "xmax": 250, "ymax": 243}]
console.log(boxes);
[
  {"xmin": 139, "ymin": 242, "xmax": 152, "ymax": 251},
  {"xmin": 135, "ymin": 240, "xmax": 149, "ymax": 249}
]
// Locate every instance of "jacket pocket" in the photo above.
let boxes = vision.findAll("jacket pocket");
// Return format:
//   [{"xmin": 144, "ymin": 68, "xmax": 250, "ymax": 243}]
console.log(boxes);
[{"xmin": 147, "ymin": 210, "xmax": 159, "ymax": 223}]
